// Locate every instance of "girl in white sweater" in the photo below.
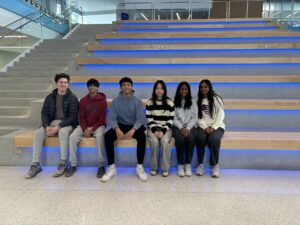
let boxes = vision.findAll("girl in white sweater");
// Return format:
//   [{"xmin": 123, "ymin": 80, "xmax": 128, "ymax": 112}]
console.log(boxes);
[{"xmin": 195, "ymin": 79, "xmax": 225, "ymax": 178}]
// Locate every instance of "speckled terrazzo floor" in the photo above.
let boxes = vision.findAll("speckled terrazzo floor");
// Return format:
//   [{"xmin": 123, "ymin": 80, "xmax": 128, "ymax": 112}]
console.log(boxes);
[{"xmin": 0, "ymin": 166, "xmax": 300, "ymax": 225}]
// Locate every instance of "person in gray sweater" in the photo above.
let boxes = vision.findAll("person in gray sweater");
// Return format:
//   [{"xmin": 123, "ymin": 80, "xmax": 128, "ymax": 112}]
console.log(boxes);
[
  {"xmin": 101, "ymin": 77, "xmax": 148, "ymax": 182},
  {"xmin": 172, "ymin": 81, "xmax": 198, "ymax": 177}
]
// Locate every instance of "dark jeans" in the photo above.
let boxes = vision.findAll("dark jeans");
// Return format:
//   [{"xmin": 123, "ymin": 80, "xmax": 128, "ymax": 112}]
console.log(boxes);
[
  {"xmin": 195, "ymin": 127, "xmax": 225, "ymax": 166},
  {"xmin": 105, "ymin": 123, "xmax": 146, "ymax": 165},
  {"xmin": 172, "ymin": 127, "xmax": 197, "ymax": 165}
]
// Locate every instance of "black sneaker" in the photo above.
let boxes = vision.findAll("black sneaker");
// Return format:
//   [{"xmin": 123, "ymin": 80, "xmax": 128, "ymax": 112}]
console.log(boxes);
[
  {"xmin": 25, "ymin": 163, "xmax": 42, "ymax": 179},
  {"xmin": 97, "ymin": 166, "xmax": 105, "ymax": 178},
  {"xmin": 64, "ymin": 166, "xmax": 77, "ymax": 177}
]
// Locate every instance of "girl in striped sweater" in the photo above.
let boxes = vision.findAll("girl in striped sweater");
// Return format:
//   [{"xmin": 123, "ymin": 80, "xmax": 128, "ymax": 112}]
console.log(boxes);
[{"xmin": 146, "ymin": 80, "xmax": 175, "ymax": 177}]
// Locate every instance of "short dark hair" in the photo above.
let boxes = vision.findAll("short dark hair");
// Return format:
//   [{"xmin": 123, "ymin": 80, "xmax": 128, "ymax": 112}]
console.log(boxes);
[
  {"xmin": 87, "ymin": 78, "xmax": 99, "ymax": 87},
  {"xmin": 54, "ymin": 73, "xmax": 70, "ymax": 83},
  {"xmin": 119, "ymin": 76, "xmax": 133, "ymax": 86}
]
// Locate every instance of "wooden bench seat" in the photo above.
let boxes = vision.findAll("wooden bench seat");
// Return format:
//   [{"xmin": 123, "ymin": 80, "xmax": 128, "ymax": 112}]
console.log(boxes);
[
  {"xmin": 96, "ymin": 31, "xmax": 300, "ymax": 39},
  {"xmin": 87, "ymin": 43, "xmax": 300, "ymax": 51},
  {"xmin": 113, "ymin": 23, "xmax": 278, "ymax": 29},
  {"xmin": 103, "ymin": 99, "xmax": 300, "ymax": 110},
  {"xmin": 70, "ymin": 75, "xmax": 300, "ymax": 83},
  {"xmin": 15, "ymin": 131, "xmax": 300, "ymax": 150},
  {"xmin": 77, "ymin": 57, "xmax": 300, "ymax": 65}
]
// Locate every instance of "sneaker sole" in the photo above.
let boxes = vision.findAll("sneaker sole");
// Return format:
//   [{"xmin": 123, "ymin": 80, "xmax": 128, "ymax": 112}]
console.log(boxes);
[{"xmin": 25, "ymin": 168, "xmax": 42, "ymax": 179}]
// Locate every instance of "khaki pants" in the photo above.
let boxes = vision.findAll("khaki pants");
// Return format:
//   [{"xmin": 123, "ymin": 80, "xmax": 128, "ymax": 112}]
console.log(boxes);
[
  {"xmin": 147, "ymin": 129, "xmax": 172, "ymax": 172},
  {"xmin": 32, "ymin": 120, "xmax": 73, "ymax": 163},
  {"xmin": 69, "ymin": 126, "xmax": 106, "ymax": 167}
]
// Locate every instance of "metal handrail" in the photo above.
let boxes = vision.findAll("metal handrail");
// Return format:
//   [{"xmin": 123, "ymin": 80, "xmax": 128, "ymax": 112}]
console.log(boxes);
[
  {"xmin": 0, "ymin": 13, "xmax": 37, "ymax": 33},
  {"xmin": 0, "ymin": 13, "xmax": 43, "ymax": 40}
]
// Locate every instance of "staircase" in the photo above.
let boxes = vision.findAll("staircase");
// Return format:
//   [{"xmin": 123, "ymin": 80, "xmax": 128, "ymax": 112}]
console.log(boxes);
[{"xmin": 1, "ymin": 19, "xmax": 300, "ymax": 169}]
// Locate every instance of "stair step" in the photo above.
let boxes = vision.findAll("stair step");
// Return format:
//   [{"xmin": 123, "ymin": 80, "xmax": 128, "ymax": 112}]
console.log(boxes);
[
  {"xmin": 0, "ymin": 106, "xmax": 30, "ymax": 116},
  {"xmin": 0, "ymin": 83, "xmax": 52, "ymax": 90},
  {"xmin": 15, "ymin": 61, "xmax": 68, "ymax": 66},
  {"xmin": 8, "ymin": 65, "xmax": 67, "ymax": 71},
  {"xmin": 0, "ymin": 76, "xmax": 52, "ymax": 83},
  {"xmin": 0, "ymin": 90, "xmax": 49, "ymax": 98},
  {"xmin": 0, "ymin": 98, "xmax": 40, "ymax": 106}
]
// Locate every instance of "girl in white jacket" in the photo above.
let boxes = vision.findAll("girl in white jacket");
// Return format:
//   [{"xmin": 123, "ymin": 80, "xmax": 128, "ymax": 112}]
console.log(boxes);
[{"xmin": 195, "ymin": 79, "xmax": 225, "ymax": 178}]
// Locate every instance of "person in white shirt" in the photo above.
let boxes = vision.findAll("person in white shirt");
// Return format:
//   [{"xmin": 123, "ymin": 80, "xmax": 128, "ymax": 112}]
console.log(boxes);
[
  {"xmin": 172, "ymin": 81, "xmax": 198, "ymax": 177},
  {"xmin": 195, "ymin": 79, "xmax": 225, "ymax": 178}
]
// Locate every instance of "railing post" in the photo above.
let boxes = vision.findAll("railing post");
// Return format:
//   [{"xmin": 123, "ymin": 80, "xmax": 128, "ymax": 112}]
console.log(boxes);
[
  {"xmin": 246, "ymin": 0, "xmax": 249, "ymax": 18},
  {"xmin": 291, "ymin": 0, "xmax": 295, "ymax": 22},
  {"xmin": 171, "ymin": 2, "xmax": 173, "ymax": 20}
]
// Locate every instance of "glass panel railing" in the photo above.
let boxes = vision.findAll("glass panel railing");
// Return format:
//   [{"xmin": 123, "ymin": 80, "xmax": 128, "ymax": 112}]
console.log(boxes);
[
  {"xmin": 115, "ymin": 0, "xmax": 300, "ymax": 22},
  {"xmin": 116, "ymin": 0, "xmax": 269, "ymax": 20}
]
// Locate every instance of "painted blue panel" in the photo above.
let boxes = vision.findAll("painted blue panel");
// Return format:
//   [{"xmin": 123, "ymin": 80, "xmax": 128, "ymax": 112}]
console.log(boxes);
[
  {"xmin": 117, "ymin": 26, "xmax": 278, "ymax": 32},
  {"xmin": 120, "ymin": 20, "xmax": 271, "ymax": 26},
  {"xmin": 92, "ymin": 48, "xmax": 300, "ymax": 54},
  {"xmin": 83, "ymin": 63, "xmax": 300, "ymax": 68},
  {"xmin": 100, "ymin": 37, "xmax": 300, "ymax": 44}
]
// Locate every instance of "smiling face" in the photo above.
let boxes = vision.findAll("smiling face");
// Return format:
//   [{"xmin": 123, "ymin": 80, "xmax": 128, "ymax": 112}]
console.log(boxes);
[
  {"xmin": 56, "ymin": 78, "xmax": 69, "ymax": 95},
  {"xmin": 121, "ymin": 82, "xmax": 133, "ymax": 96},
  {"xmin": 179, "ymin": 84, "xmax": 189, "ymax": 99},
  {"xmin": 88, "ymin": 84, "xmax": 98, "ymax": 97},
  {"xmin": 155, "ymin": 83, "xmax": 164, "ymax": 99},
  {"xmin": 200, "ymin": 81, "xmax": 209, "ymax": 97}
]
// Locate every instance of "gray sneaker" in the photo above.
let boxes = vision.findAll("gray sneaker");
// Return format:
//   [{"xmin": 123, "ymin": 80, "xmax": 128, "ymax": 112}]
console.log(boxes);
[
  {"xmin": 53, "ymin": 161, "xmax": 67, "ymax": 177},
  {"xmin": 25, "ymin": 163, "xmax": 42, "ymax": 179}
]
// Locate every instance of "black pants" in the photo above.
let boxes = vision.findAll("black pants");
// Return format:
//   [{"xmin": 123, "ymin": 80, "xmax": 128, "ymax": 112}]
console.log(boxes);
[
  {"xmin": 172, "ymin": 127, "xmax": 197, "ymax": 165},
  {"xmin": 105, "ymin": 123, "xmax": 146, "ymax": 165},
  {"xmin": 195, "ymin": 127, "xmax": 224, "ymax": 166}
]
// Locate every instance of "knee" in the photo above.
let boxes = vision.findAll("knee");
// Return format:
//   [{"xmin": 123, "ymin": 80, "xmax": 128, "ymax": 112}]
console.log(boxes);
[
  {"xmin": 58, "ymin": 128, "xmax": 69, "ymax": 138},
  {"xmin": 135, "ymin": 129, "xmax": 146, "ymax": 140},
  {"xmin": 148, "ymin": 136, "xmax": 159, "ymax": 147},
  {"xmin": 34, "ymin": 128, "xmax": 44, "ymax": 137},
  {"xmin": 105, "ymin": 129, "xmax": 114, "ymax": 140},
  {"xmin": 207, "ymin": 135, "xmax": 220, "ymax": 146}
]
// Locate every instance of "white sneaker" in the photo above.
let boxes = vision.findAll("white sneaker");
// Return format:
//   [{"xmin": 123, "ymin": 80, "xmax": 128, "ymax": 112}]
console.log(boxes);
[
  {"xmin": 196, "ymin": 164, "xmax": 204, "ymax": 176},
  {"xmin": 185, "ymin": 164, "xmax": 192, "ymax": 177},
  {"xmin": 150, "ymin": 170, "xmax": 157, "ymax": 176},
  {"xmin": 101, "ymin": 164, "xmax": 117, "ymax": 182},
  {"xmin": 136, "ymin": 164, "xmax": 148, "ymax": 182},
  {"xmin": 177, "ymin": 165, "xmax": 185, "ymax": 177},
  {"xmin": 211, "ymin": 164, "xmax": 220, "ymax": 178},
  {"xmin": 162, "ymin": 171, "xmax": 169, "ymax": 177}
]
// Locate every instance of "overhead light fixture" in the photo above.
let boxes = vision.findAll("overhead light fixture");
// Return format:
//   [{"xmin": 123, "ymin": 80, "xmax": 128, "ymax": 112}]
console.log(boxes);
[
  {"xmin": 140, "ymin": 13, "xmax": 148, "ymax": 21},
  {"xmin": 176, "ymin": 12, "xmax": 180, "ymax": 20}
]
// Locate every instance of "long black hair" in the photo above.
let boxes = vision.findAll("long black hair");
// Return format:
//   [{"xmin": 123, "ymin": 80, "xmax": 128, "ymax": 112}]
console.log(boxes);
[
  {"xmin": 174, "ymin": 81, "xmax": 192, "ymax": 109},
  {"xmin": 197, "ymin": 79, "xmax": 223, "ymax": 119},
  {"xmin": 151, "ymin": 80, "xmax": 170, "ymax": 108}
]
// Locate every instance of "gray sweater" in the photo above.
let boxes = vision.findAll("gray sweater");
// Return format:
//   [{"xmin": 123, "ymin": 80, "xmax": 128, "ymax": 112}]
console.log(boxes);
[
  {"xmin": 173, "ymin": 99, "xmax": 198, "ymax": 130},
  {"xmin": 109, "ymin": 91, "xmax": 146, "ymax": 130}
]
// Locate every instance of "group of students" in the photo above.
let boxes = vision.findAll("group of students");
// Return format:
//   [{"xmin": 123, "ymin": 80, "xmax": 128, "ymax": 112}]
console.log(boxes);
[{"xmin": 25, "ymin": 73, "xmax": 225, "ymax": 182}]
